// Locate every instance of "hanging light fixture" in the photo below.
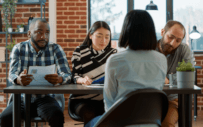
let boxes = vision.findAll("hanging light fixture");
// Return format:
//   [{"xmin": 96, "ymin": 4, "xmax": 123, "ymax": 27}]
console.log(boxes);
[
  {"xmin": 189, "ymin": 26, "xmax": 201, "ymax": 39},
  {"xmin": 146, "ymin": 0, "xmax": 158, "ymax": 10}
]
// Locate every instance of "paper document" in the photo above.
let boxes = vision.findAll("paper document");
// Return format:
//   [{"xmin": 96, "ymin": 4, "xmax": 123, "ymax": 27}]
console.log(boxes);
[
  {"xmin": 28, "ymin": 64, "xmax": 56, "ymax": 86},
  {"xmin": 82, "ymin": 84, "xmax": 104, "ymax": 88}
]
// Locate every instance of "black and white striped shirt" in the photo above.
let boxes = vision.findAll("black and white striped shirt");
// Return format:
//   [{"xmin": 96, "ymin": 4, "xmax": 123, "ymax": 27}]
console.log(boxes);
[{"xmin": 71, "ymin": 45, "xmax": 117, "ymax": 100}]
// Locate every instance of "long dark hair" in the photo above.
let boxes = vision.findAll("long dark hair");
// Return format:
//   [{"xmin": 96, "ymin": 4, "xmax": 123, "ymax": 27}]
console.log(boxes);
[
  {"xmin": 82, "ymin": 21, "xmax": 112, "ymax": 48},
  {"xmin": 119, "ymin": 10, "xmax": 157, "ymax": 50}
]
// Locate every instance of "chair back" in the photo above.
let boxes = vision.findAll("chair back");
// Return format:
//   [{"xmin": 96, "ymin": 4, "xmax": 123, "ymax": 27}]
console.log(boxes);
[{"xmin": 94, "ymin": 88, "xmax": 168, "ymax": 127}]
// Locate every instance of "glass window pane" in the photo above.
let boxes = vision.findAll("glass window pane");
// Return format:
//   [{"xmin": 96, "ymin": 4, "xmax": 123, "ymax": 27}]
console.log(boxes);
[
  {"xmin": 174, "ymin": 0, "xmax": 203, "ymax": 51},
  {"xmin": 90, "ymin": 0, "xmax": 127, "ymax": 40},
  {"xmin": 134, "ymin": 0, "xmax": 166, "ymax": 40}
]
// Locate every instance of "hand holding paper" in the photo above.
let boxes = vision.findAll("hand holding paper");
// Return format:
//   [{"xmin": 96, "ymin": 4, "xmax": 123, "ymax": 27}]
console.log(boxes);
[
  {"xmin": 17, "ymin": 69, "xmax": 33, "ymax": 86},
  {"xmin": 44, "ymin": 74, "xmax": 63, "ymax": 85}
]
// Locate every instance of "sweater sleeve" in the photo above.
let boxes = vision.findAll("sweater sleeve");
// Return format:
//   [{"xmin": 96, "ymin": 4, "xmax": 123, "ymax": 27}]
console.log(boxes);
[{"xmin": 71, "ymin": 47, "xmax": 83, "ymax": 84}]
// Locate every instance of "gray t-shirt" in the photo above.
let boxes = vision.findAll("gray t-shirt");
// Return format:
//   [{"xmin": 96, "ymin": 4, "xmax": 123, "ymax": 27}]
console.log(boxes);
[{"xmin": 157, "ymin": 42, "xmax": 194, "ymax": 101}]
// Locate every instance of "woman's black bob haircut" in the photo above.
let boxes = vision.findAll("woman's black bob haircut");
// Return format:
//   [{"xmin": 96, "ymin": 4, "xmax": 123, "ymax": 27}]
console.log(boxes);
[
  {"xmin": 119, "ymin": 10, "xmax": 157, "ymax": 50},
  {"xmin": 82, "ymin": 21, "xmax": 112, "ymax": 48}
]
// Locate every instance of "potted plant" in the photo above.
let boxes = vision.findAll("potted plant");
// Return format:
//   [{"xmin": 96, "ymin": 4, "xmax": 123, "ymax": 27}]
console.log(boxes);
[
  {"xmin": 5, "ymin": 39, "xmax": 15, "ymax": 52},
  {"xmin": 2, "ymin": 0, "xmax": 17, "ymax": 34},
  {"xmin": 7, "ymin": 24, "xmax": 12, "ymax": 33},
  {"xmin": 19, "ymin": 24, "xmax": 24, "ymax": 32},
  {"xmin": 176, "ymin": 59, "xmax": 195, "ymax": 88}
]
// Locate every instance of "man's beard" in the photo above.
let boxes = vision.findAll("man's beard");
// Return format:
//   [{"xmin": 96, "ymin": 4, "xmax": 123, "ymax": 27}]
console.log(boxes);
[
  {"xmin": 160, "ymin": 37, "xmax": 177, "ymax": 55},
  {"xmin": 31, "ymin": 36, "xmax": 48, "ymax": 50}
]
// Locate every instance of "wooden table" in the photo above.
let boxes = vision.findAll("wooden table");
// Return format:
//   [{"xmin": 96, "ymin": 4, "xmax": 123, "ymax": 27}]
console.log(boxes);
[{"xmin": 4, "ymin": 84, "xmax": 202, "ymax": 127}]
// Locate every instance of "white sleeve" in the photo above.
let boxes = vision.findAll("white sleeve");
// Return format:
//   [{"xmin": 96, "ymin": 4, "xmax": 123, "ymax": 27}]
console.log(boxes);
[{"xmin": 103, "ymin": 56, "xmax": 118, "ymax": 112}]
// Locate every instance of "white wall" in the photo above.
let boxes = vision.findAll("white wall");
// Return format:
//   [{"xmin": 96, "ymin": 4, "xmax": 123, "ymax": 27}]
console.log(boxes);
[{"xmin": 49, "ymin": 0, "xmax": 56, "ymax": 43}]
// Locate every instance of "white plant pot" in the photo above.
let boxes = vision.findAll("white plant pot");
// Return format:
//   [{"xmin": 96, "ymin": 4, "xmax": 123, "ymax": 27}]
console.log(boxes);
[
  {"xmin": 177, "ymin": 71, "xmax": 195, "ymax": 88},
  {"xmin": 19, "ymin": 28, "xmax": 24, "ymax": 32},
  {"xmin": 8, "ymin": 28, "xmax": 13, "ymax": 33},
  {"xmin": 0, "ymin": 47, "xmax": 5, "ymax": 61}
]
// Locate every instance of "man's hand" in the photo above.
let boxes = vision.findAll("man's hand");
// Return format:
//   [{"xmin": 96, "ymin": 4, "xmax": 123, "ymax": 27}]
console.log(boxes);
[
  {"xmin": 82, "ymin": 76, "xmax": 93, "ymax": 85},
  {"xmin": 44, "ymin": 74, "xmax": 63, "ymax": 85},
  {"xmin": 165, "ymin": 77, "xmax": 169, "ymax": 84},
  {"xmin": 17, "ymin": 69, "xmax": 33, "ymax": 86}
]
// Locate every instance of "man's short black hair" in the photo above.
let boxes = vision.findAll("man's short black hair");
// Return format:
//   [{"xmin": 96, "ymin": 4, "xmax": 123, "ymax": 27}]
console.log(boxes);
[
  {"xmin": 119, "ymin": 10, "xmax": 157, "ymax": 50},
  {"xmin": 29, "ymin": 18, "xmax": 48, "ymax": 30}
]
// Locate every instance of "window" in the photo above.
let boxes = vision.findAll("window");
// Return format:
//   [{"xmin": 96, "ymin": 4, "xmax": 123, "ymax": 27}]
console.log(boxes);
[
  {"xmin": 89, "ymin": 0, "xmax": 127, "ymax": 40},
  {"xmin": 173, "ymin": 0, "xmax": 203, "ymax": 51},
  {"xmin": 134, "ymin": 0, "xmax": 166, "ymax": 40}
]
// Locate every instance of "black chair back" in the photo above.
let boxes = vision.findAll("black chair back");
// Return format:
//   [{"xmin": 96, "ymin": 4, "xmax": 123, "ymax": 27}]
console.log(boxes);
[{"xmin": 94, "ymin": 88, "xmax": 168, "ymax": 127}]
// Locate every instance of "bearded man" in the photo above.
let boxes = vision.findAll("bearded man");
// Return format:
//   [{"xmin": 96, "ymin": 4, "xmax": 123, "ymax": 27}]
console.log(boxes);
[
  {"xmin": 157, "ymin": 20, "xmax": 194, "ymax": 127},
  {"xmin": 0, "ymin": 18, "xmax": 72, "ymax": 127}
]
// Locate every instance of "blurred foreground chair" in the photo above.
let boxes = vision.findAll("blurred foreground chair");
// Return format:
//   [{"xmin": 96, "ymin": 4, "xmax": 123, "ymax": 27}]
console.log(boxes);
[{"xmin": 93, "ymin": 88, "xmax": 169, "ymax": 127}]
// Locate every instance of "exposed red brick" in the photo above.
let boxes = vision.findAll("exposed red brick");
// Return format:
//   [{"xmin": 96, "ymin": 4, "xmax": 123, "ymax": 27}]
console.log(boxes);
[
  {"xmin": 76, "ymin": 12, "xmax": 86, "ymax": 15},
  {"xmin": 57, "ymin": 39, "xmax": 64, "ymax": 42},
  {"xmin": 57, "ymin": 25, "xmax": 67, "ymax": 29},
  {"xmin": 68, "ymin": 34, "xmax": 79, "ymax": 38},
  {"xmin": 23, "ymin": 5, "xmax": 37, "ymax": 7},
  {"xmin": 76, "ymin": 21, "xmax": 86, "ymax": 24},
  {"xmin": 64, "ymin": 21, "xmax": 75, "ymax": 24},
  {"xmin": 64, "ymin": 39, "xmax": 75, "ymax": 42},
  {"xmin": 69, "ymin": 7, "xmax": 79, "ymax": 10},
  {"xmin": 64, "ymin": 12, "xmax": 75, "ymax": 15},
  {"xmin": 17, "ymin": 9, "xmax": 29, "ymax": 12},
  {"xmin": 57, "ymin": 12, "xmax": 63, "ymax": 15},
  {"xmin": 57, "ymin": 35, "xmax": 67, "ymax": 38},
  {"xmin": 76, "ymin": 3, "xmax": 86, "ymax": 6},
  {"xmin": 69, "ymin": 16, "xmax": 79, "ymax": 20},
  {"xmin": 57, "ymin": 30, "xmax": 64, "ymax": 33},
  {"xmin": 80, "ymin": 7, "xmax": 86, "ymax": 10},
  {"xmin": 57, "ymin": 21, "xmax": 63, "ymax": 24},
  {"xmin": 57, "ymin": 3, "xmax": 63, "ymax": 6},
  {"xmin": 57, "ymin": 43, "xmax": 67, "ymax": 47},
  {"xmin": 76, "ymin": 30, "xmax": 86, "ymax": 33},
  {"xmin": 68, "ymin": 42, "xmax": 80, "ymax": 47},
  {"xmin": 57, "ymin": 16, "xmax": 68, "ymax": 20},
  {"xmin": 65, "ymin": 30, "xmax": 75, "ymax": 33},
  {"xmin": 57, "ymin": 7, "xmax": 68, "ymax": 11},
  {"xmin": 68, "ymin": 25, "xmax": 79, "ymax": 29},
  {"xmin": 64, "ymin": 3, "xmax": 75, "ymax": 6}
]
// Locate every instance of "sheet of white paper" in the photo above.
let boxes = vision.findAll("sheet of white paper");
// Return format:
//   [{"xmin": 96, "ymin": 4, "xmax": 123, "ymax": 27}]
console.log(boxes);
[
  {"xmin": 82, "ymin": 84, "xmax": 104, "ymax": 88},
  {"xmin": 28, "ymin": 64, "xmax": 56, "ymax": 86}
]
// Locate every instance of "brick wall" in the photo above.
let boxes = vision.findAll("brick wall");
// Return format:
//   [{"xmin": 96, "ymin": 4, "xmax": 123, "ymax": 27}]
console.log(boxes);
[{"xmin": 194, "ymin": 56, "xmax": 203, "ymax": 110}]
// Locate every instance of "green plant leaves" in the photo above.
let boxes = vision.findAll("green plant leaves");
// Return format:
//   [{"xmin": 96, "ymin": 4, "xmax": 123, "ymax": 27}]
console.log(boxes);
[
  {"xmin": 5, "ymin": 39, "xmax": 15, "ymax": 52},
  {"xmin": 176, "ymin": 59, "xmax": 195, "ymax": 71}
]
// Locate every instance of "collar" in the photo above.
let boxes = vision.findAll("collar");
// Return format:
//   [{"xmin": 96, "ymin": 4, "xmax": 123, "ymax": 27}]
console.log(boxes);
[
  {"xmin": 90, "ymin": 45, "xmax": 105, "ymax": 56},
  {"xmin": 28, "ymin": 39, "xmax": 45, "ymax": 54}
]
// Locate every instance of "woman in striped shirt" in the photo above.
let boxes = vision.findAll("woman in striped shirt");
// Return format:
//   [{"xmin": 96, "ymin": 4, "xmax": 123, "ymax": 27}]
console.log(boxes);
[{"xmin": 68, "ymin": 21, "xmax": 117, "ymax": 125}]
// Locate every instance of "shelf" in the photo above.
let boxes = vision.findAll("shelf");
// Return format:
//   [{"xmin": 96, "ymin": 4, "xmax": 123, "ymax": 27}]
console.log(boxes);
[
  {"xmin": 0, "ymin": 61, "xmax": 10, "ymax": 63},
  {"xmin": 0, "ymin": 32, "xmax": 27, "ymax": 34},
  {"xmin": 0, "ymin": 2, "xmax": 45, "ymax": 5}
]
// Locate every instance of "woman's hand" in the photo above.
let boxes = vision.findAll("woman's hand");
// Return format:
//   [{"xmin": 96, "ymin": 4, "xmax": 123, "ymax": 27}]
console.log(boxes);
[{"xmin": 82, "ymin": 76, "xmax": 93, "ymax": 85}]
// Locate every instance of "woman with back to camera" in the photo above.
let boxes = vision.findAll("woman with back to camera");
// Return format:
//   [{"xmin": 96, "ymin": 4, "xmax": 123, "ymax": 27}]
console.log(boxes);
[
  {"xmin": 85, "ymin": 10, "xmax": 167, "ymax": 127},
  {"xmin": 68, "ymin": 21, "xmax": 117, "ymax": 126}
]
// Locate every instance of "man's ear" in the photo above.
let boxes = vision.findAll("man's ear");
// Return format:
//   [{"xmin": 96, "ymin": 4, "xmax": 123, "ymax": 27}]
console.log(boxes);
[
  {"xmin": 161, "ymin": 29, "xmax": 165, "ymax": 37},
  {"xmin": 27, "ymin": 30, "xmax": 31, "ymax": 38}
]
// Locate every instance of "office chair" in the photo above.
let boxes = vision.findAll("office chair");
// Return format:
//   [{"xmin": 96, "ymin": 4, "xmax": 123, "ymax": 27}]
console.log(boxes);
[
  {"xmin": 93, "ymin": 88, "xmax": 169, "ymax": 127},
  {"xmin": 7, "ymin": 93, "xmax": 65, "ymax": 127}
]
